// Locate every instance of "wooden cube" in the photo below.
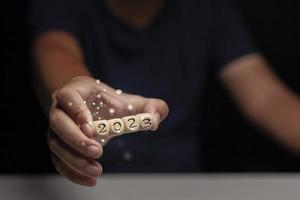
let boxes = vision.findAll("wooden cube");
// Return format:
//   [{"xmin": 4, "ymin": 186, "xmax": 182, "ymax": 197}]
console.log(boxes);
[
  {"xmin": 108, "ymin": 118, "xmax": 125, "ymax": 136},
  {"xmin": 137, "ymin": 113, "xmax": 154, "ymax": 131},
  {"xmin": 93, "ymin": 120, "xmax": 109, "ymax": 136},
  {"xmin": 122, "ymin": 115, "xmax": 139, "ymax": 134}
]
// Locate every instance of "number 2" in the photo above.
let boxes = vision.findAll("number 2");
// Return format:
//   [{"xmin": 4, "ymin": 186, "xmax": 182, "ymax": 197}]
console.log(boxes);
[
  {"xmin": 128, "ymin": 118, "xmax": 138, "ymax": 128},
  {"xmin": 98, "ymin": 123, "xmax": 107, "ymax": 135}
]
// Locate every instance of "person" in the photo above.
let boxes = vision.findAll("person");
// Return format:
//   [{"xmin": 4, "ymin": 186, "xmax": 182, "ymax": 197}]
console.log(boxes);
[{"xmin": 29, "ymin": 0, "xmax": 300, "ymax": 186}]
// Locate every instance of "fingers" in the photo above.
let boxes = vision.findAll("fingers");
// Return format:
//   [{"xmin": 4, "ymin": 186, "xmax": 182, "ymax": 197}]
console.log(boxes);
[
  {"xmin": 142, "ymin": 98, "xmax": 169, "ymax": 130},
  {"xmin": 99, "ymin": 92, "xmax": 169, "ymax": 131},
  {"xmin": 55, "ymin": 86, "xmax": 94, "ymax": 137},
  {"xmin": 146, "ymin": 98, "xmax": 169, "ymax": 120},
  {"xmin": 48, "ymin": 131, "xmax": 102, "ymax": 177},
  {"xmin": 120, "ymin": 94, "xmax": 169, "ymax": 130},
  {"xmin": 52, "ymin": 154, "xmax": 98, "ymax": 187},
  {"xmin": 104, "ymin": 94, "xmax": 169, "ymax": 133},
  {"xmin": 100, "ymin": 92, "xmax": 129, "ymax": 118},
  {"xmin": 89, "ymin": 81, "xmax": 169, "ymax": 126},
  {"xmin": 49, "ymin": 106, "xmax": 102, "ymax": 159}
]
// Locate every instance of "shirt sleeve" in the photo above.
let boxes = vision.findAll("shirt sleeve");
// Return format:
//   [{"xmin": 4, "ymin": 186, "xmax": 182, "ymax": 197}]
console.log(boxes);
[
  {"xmin": 212, "ymin": 0, "xmax": 258, "ymax": 72},
  {"xmin": 28, "ymin": 0, "xmax": 84, "ymax": 39}
]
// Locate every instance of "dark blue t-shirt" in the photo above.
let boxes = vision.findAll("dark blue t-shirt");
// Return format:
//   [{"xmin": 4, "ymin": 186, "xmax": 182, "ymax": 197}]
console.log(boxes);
[{"xmin": 30, "ymin": 0, "xmax": 257, "ymax": 172}]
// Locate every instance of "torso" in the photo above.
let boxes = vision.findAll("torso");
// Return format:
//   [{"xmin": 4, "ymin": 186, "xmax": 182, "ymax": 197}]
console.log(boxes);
[{"xmin": 79, "ymin": 0, "xmax": 215, "ymax": 172}]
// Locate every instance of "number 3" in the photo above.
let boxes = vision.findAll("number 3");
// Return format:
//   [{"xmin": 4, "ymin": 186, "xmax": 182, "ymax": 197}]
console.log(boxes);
[
  {"xmin": 138, "ymin": 113, "xmax": 154, "ymax": 130},
  {"xmin": 142, "ymin": 119, "xmax": 152, "ymax": 128}
]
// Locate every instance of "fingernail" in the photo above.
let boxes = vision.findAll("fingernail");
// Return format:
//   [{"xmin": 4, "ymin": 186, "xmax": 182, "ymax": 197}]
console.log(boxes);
[
  {"xmin": 85, "ymin": 165, "xmax": 100, "ymax": 177},
  {"xmin": 81, "ymin": 123, "xmax": 94, "ymax": 137},
  {"xmin": 87, "ymin": 145, "xmax": 101, "ymax": 158},
  {"xmin": 154, "ymin": 112, "xmax": 161, "ymax": 122},
  {"xmin": 84, "ymin": 177, "xmax": 97, "ymax": 186},
  {"xmin": 153, "ymin": 112, "xmax": 161, "ymax": 130}
]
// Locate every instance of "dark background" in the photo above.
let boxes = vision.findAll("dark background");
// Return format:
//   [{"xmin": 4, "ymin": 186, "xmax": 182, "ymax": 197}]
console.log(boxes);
[{"xmin": 1, "ymin": 0, "xmax": 300, "ymax": 173}]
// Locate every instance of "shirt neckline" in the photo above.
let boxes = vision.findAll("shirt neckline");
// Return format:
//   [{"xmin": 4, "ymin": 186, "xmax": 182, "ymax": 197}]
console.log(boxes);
[{"xmin": 98, "ymin": 0, "xmax": 170, "ymax": 34}]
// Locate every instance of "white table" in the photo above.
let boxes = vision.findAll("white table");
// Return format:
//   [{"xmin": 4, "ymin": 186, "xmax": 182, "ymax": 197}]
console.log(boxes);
[{"xmin": 0, "ymin": 174, "xmax": 300, "ymax": 200}]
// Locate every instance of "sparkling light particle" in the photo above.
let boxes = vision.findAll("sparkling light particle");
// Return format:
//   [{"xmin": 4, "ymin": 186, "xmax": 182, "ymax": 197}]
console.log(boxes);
[
  {"xmin": 124, "ymin": 152, "xmax": 132, "ymax": 161},
  {"xmin": 97, "ymin": 94, "xmax": 101, "ymax": 98},
  {"xmin": 100, "ymin": 102, "xmax": 104, "ymax": 107},
  {"xmin": 109, "ymin": 108, "xmax": 115, "ymax": 115},
  {"xmin": 98, "ymin": 117, "xmax": 101, "ymax": 120},
  {"xmin": 103, "ymin": 88, "xmax": 107, "ymax": 92},
  {"xmin": 128, "ymin": 104, "xmax": 133, "ymax": 110},
  {"xmin": 96, "ymin": 79, "xmax": 101, "ymax": 84},
  {"xmin": 116, "ymin": 89, "xmax": 122, "ymax": 95},
  {"xmin": 101, "ymin": 139, "xmax": 105, "ymax": 143},
  {"xmin": 83, "ymin": 101, "xmax": 87, "ymax": 104},
  {"xmin": 68, "ymin": 102, "xmax": 73, "ymax": 107},
  {"xmin": 92, "ymin": 102, "xmax": 96, "ymax": 106},
  {"xmin": 96, "ymin": 106, "xmax": 100, "ymax": 110}
]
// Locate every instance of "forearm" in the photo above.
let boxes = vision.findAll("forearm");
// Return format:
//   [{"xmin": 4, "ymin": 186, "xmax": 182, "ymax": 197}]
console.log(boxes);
[
  {"xmin": 249, "ymin": 88, "xmax": 300, "ymax": 153},
  {"xmin": 221, "ymin": 54, "xmax": 300, "ymax": 153},
  {"xmin": 32, "ymin": 32, "xmax": 91, "ymax": 112}
]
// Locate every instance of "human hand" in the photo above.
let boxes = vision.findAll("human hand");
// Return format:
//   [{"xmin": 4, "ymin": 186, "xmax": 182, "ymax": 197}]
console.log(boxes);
[{"xmin": 48, "ymin": 76, "xmax": 169, "ymax": 186}]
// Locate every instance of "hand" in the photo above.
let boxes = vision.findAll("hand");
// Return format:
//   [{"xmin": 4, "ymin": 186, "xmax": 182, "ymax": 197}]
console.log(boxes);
[{"xmin": 48, "ymin": 76, "xmax": 169, "ymax": 186}]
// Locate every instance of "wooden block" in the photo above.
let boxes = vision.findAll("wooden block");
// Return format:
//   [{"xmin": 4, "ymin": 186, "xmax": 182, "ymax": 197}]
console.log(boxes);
[
  {"xmin": 137, "ymin": 113, "xmax": 154, "ymax": 131},
  {"xmin": 93, "ymin": 120, "xmax": 109, "ymax": 136},
  {"xmin": 122, "ymin": 115, "xmax": 139, "ymax": 134},
  {"xmin": 108, "ymin": 118, "xmax": 125, "ymax": 136}
]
